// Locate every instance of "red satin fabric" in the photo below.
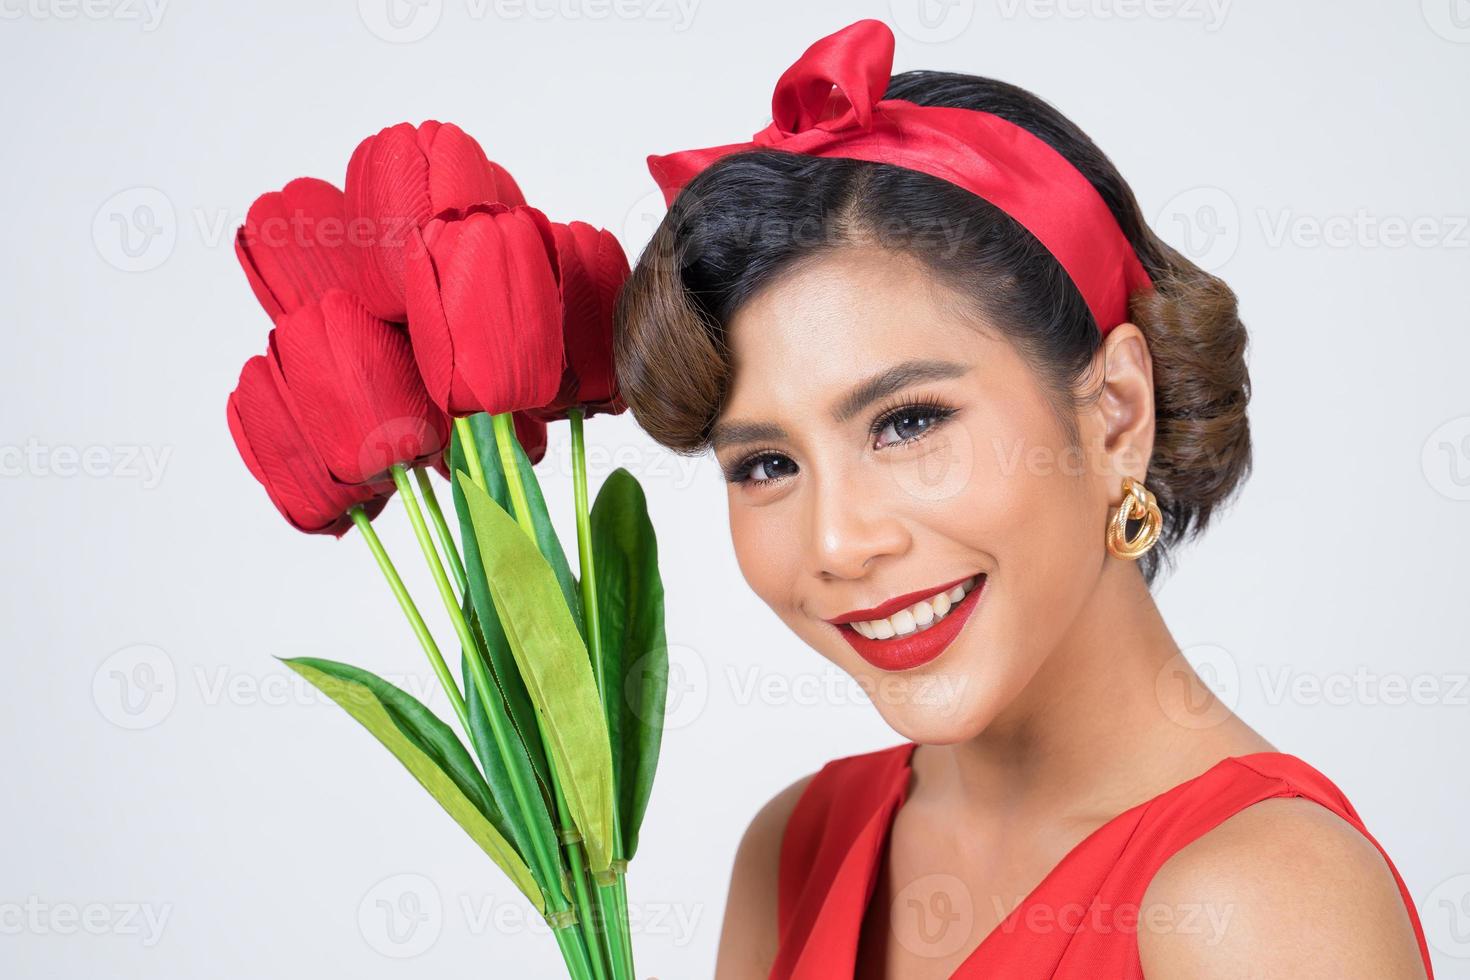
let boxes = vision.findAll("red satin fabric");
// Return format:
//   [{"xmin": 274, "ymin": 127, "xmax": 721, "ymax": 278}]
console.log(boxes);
[
  {"xmin": 773, "ymin": 741, "xmax": 1435, "ymax": 978},
  {"xmin": 646, "ymin": 19, "xmax": 1153, "ymax": 335}
]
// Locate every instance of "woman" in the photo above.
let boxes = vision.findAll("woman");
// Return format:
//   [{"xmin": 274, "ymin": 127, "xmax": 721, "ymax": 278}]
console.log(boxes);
[{"xmin": 614, "ymin": 19, "xmax": 1434, "ymax": 979}]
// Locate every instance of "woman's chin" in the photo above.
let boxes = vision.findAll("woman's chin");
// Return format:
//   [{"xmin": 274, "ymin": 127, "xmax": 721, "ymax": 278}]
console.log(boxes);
[{"xmin": 864, "ymin": 668, "xmax": 1002, "ymax": 745}]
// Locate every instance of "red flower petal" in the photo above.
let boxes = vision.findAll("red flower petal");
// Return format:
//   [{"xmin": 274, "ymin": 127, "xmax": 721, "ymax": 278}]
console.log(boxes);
[
  {"xmin": 526, "ymin": 221, "xmax": 631, "ymax": 422},
  {"xmin": 513, "ymin": 411, "xmax": 548, "ymax": 465},
  {"xmin": 227, "ymin": 355, "xmax": 387, "ymax": 536},
  {"xmin": 345, "ymin": 121, "xmax": 528, "ymax": 321},
  {"xmin": 236, "ymin": 177, "xmax": 362, "ymax": 321},
  {"xmin": 270, "ymin": 290, "xmax": 449, "ymax": 485},
  {"xmin": 405, "ymin": 204, "xmax": 565, "ymax": 418}
]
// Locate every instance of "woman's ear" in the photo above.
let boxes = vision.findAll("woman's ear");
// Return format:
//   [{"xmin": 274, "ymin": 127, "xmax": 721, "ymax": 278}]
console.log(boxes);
[{"xmin": 1093, "ymin": 322, "xmax": 1156, "ymax": 484}]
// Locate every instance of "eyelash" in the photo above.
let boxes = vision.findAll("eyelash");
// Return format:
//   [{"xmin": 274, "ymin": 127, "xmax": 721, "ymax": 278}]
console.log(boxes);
[{"xmin": 722, "ymin": 395, "xmax": 959, "ymax": 487}]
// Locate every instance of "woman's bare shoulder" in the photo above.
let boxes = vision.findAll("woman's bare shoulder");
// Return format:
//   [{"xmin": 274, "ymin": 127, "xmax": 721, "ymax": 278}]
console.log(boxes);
[
  {"xmin": 713, "ymin": 771, "xmax": 818, "ymax": 980},
  {"xmin": 1138, "ymin": 796, "xmax": 1427, "ymax": 979}
]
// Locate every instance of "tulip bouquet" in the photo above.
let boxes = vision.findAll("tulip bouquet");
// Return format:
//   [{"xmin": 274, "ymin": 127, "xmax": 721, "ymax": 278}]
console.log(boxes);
[{"xmin": 226, "ymin": 121, "xmax": 667, "ymax": 980}]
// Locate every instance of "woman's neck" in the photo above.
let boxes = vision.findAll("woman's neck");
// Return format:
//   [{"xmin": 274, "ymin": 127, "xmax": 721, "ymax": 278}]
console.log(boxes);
[{"xmin": 915, "ymin": 559, "xmax": 1271, "ymax": 822}]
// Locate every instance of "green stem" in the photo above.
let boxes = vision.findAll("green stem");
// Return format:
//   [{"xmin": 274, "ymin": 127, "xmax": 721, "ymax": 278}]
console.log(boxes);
[
  {"xmin": 553, "ymin": 926, "xmax": 595, "ymax": 980},
  {"xmin": 488, "ymin": 413, "xmax": 616, "ymax": 980},
  {"xmin": 571, "ymin": 408, "xmax": 635, "ymax": 979},
  {"xmin": 613, "ymin": 872, "xmax": 634, "ymax": 978},
  {"xmin": 388, "ymin": 464, "xmax": 580, "ymax": 952},
  {"xmin": 415, "ymin": 466, "xmax": 466, "ymax": 594},
  {"xmin": 455, "ymin": 417, "xmax": 489, "ymax": 493},
  {"xmin": 348, "ymin": 506, "xmax": 469, "ymax": 734},
  {"xmin": 489, "ymin": 413, "xmax": 536, "ymax": 538}
]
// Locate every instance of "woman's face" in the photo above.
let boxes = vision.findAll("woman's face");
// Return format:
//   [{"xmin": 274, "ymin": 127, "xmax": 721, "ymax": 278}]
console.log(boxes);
[{"xmin": 714, "ymin": 246, "xmax": 1119, "ymax": 743}]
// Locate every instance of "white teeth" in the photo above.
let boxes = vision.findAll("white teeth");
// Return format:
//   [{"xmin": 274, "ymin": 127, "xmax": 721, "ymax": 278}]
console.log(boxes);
[
  {"xmin": 847, "ymin": 575, "xmax": 980, "ymax": 641},
  {"xmin": 890, "ymin": 609, "xmax": 917, "ymax": 636}
]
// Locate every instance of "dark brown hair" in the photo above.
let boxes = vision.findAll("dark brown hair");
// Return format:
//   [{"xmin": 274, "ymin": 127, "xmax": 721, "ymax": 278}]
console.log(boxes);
[{"xmin": 614, "ymin": 71, "xmax": 1251, "ymax": 584}]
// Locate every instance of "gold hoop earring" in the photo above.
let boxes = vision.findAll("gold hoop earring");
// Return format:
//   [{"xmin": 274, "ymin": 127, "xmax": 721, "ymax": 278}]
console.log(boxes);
[{"xmin": 1106, "ymin": 476, "xmax": 1162, "ymax": 560}]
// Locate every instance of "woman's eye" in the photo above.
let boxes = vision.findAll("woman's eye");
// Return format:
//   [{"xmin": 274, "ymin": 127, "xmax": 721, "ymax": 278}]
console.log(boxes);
[
  {"xmin": 873, "ymin": 402, "xmax": 956, "ymax": 449},
  {"xmin": 727, "ymin": 452, "xmax": 797, "ymax": 487}
]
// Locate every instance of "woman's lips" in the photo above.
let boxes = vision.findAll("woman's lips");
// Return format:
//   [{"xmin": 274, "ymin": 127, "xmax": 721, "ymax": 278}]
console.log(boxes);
[
  {"xmin": 823, "ymin": 572, "xmax": 977, "ymax": 624},
  {"xmin": 833, "ymin": 574, "xmax": 987, "ymax": 672}
]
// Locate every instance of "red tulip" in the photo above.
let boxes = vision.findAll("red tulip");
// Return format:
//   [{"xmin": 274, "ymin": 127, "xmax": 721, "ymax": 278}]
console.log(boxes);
[
  {"xmin": 525, "ymin": 220, "xmax": 630, "ymax": 423},
  {"xmin": 235, "ymin": 178, "xmax": 362, "ymax": 321},
  {"xmin": 345, "ymin": 121, "xmax": 526, "ymax": 321},
  {"xmin": 403, "ymin": 203, "xmax": 565, "ymax": 419},
  {"xmin": 227, "ymin": 355, "xmax": 388, "ymax": 536},
  {"xmin": 270, "ymin": 289, "xmax": 450, "ymax": 485}
]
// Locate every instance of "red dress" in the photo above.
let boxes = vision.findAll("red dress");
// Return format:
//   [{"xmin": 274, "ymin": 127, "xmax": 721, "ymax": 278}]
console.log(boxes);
[{"xmin": 772, "ymin": 741, "xmax": 1434, "ymax": 978}]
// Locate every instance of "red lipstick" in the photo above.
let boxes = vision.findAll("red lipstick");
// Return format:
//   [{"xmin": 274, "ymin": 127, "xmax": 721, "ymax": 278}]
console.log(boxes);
[{"xmin": 827, "ymin": 574, "xmax": 986, "ymax": 672}]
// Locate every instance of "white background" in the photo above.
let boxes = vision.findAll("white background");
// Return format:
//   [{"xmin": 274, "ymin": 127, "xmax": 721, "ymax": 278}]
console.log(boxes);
[{"xmin": 2, "ymin": 1, "xmax": 1467, "ymax": 977}]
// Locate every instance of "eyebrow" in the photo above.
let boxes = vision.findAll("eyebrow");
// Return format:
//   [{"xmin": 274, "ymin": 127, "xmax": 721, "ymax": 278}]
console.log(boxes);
[{"xmin": 709, "ymin": 358, "xmax": 971, "ymax": 452}]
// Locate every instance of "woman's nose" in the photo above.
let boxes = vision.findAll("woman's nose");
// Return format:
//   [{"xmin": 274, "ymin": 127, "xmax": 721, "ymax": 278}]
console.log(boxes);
[{"xmin": 806, "ymin": 467, "xmax": 910, "ymax": 580}]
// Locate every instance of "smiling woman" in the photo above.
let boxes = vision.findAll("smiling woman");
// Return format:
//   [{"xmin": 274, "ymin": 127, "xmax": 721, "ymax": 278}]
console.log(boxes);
[{"xmin": 613, "ymin": 19, "xmax": 1433, "ymax": 980}]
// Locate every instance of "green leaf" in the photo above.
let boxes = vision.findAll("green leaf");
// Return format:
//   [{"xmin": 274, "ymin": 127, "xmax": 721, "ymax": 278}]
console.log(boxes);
[
  {"xmin": 454, "ymin": 413, "xmax": 583, "ymax": 634},
  {"xmin": 457, "ymin": 472, "xmax": 617, "ymax": 875},
  {"xmin": 590, "ymin": 468, "xmax": 668, "ymax": 862},
  {"xmin": 456, "ymin": 607, "xmax": 559, "ymax": 894},
  {"xmin": 283, "ymin": 657, "xmax": 544, "ymax": 913}
]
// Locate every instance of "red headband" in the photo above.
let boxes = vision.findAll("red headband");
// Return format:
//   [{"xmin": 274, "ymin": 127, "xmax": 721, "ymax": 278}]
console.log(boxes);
[{"xmin": 646, "ymin": 18, "xmax": 1153, "ymax": 335}]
